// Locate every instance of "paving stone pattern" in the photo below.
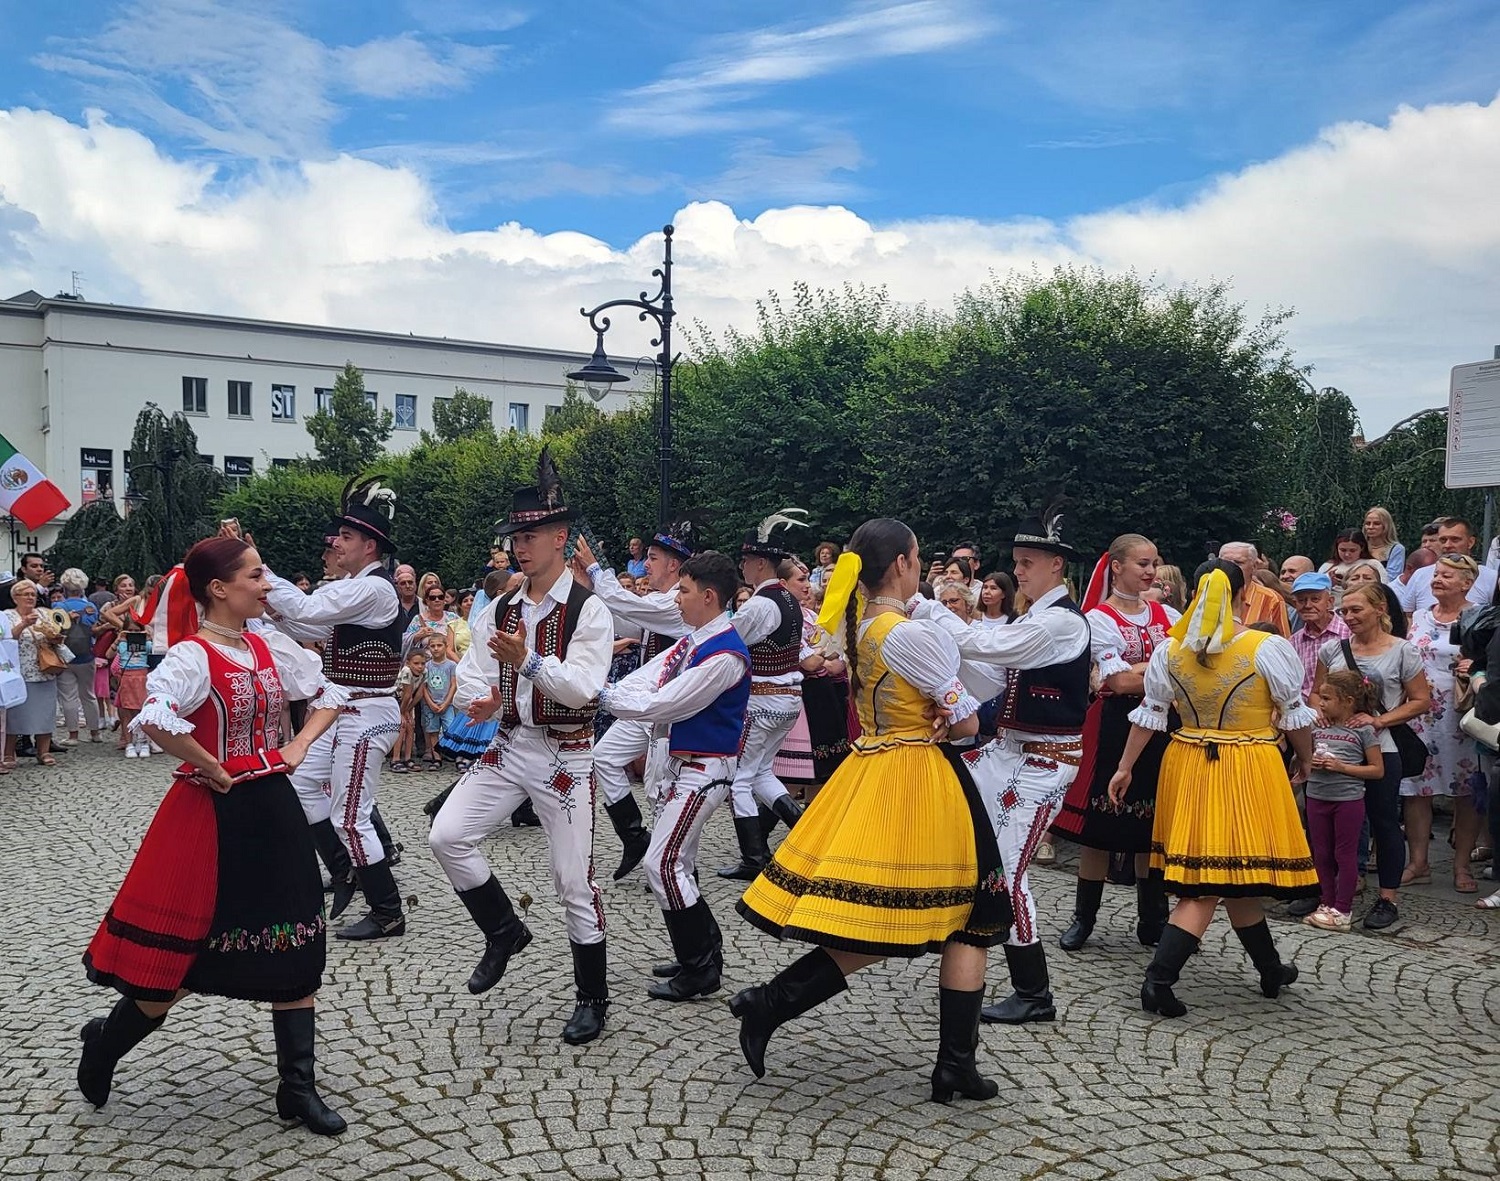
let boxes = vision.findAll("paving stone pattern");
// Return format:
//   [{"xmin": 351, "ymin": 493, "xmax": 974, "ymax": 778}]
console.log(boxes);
[{"xmin": 2, "ymin": 745, "xmax": 1496, "ymax": 1180}]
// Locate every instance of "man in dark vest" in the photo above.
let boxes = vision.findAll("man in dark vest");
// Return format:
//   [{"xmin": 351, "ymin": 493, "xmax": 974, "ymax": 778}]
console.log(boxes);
[
  {"xmin": 263, "ymin": 476, "xmax": 408, "ymax": 941},
  {"xmin": 598, "ymin": 550, "xmax": 751, "ymax": 1001},
  {"xmin": 569, "ymin": 523, "xmax": 695, "ymax": 881},
  {"xmin": 429, "ymin": 451, "xmax": 614, "ymax": 1045},
  {"xmin": 717, "ymin": 509, "xmax": 810, "ymax": 880},
  {"xmin": 914, "ymin": 508, "xmax": 1090, "ymax": 1025}
]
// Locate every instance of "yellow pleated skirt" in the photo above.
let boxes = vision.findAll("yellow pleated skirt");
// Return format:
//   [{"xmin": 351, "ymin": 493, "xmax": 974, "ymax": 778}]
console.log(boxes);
[
  {"xmin": 738, "ymin": 742, "xmax": 1008, "ymax": 956},
  {"xmin": 1150, "ymin": 736, "xmax": 1319, "ymax": 899}
]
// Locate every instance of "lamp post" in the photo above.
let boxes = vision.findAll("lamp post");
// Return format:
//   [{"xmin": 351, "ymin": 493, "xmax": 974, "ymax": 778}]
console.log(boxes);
[{"xmin": 568, "ymin": 224, "xmax": 675, "ymax": 525}]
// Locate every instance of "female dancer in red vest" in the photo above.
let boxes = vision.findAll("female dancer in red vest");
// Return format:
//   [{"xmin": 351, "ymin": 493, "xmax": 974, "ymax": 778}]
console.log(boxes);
[
  {"xmin": 1051, "ymin": 534, "xmax": 1179, "ymax": 950},
  {"xmin": 78, "ymin": 536, "xmax": 350, "ymax": 1135}
]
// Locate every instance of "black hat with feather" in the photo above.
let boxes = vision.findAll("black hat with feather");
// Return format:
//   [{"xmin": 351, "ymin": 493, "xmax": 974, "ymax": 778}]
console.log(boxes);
[
  {"xmin": 740, "ymin": 507, "xmax": 809, "ymax": 561},
  {"xmin": 1011, "ymin": 500, "xmax": 1078, "ymax": 561},
  {"xmin": 650, "ymin": 515, "xmax": 700, "ymax": 562},
  {"xmin": 329, "ymin": 475, "xmax": 398, "ymax": 553},
  {"xmin": 493, "ymin": 446, "xmax": 579, "ymax": 536}
]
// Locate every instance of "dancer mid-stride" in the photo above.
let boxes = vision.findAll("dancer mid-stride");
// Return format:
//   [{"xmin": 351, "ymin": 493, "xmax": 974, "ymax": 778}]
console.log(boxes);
[
  {"xmin": 78, "ymin": 536, "xmax": 349, "ymax": 1135},
  {"xmin": 731, "ymin": 519, "xmax": 1011, "ymax": 1103}
]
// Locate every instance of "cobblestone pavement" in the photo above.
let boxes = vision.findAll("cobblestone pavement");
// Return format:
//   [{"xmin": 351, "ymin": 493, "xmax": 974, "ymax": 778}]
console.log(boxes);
[{"xmin": 2, "ymin": 743, "xmax": 1497, "ymax": 1180}]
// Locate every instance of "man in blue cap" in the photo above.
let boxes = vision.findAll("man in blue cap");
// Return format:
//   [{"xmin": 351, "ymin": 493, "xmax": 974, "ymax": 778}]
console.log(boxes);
[{"xmin": 1289, "ymin": 571, "xmax": 1348, "ymax": 700}]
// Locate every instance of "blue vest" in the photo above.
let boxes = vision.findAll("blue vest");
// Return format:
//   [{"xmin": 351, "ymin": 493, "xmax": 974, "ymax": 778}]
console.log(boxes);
[{"xmin": 668, "ymin": 628, "xmax": 752, "ymax": 758}]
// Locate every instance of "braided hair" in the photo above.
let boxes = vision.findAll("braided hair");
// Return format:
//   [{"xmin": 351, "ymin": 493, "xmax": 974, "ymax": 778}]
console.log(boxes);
[{"xmin": 844, "ymin": 518, "xmax": 917, "ymax": 701}]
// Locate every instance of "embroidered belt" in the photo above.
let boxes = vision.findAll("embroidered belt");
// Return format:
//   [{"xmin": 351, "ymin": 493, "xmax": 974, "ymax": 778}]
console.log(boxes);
[
  {"xmin": 1018, "ymin": 739, "xmax": 1083, "ymax": 767},
  {"xmin": 547, "ymin": 725, "xmax": 594, "ymax": 742},
  {"xmin": 750, "ymin": 683, "xmax": 801, "ymax": 697},
  {"xmin": 345, "ymin": 688, "xmax": 398, "ymax": 700}
]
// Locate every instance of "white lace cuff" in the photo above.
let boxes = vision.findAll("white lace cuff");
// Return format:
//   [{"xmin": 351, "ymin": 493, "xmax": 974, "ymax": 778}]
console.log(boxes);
[
  {"xmin": 1095, "ymin": 651, "xmax": 1132, "ymax": 679},
  {"xmin": 935, "ymin": 679, "xmax": 979, "ymax": 724},
  {"xmin": 1278, "ymin": 702, "xmax": 1319, "ymax": 732},
  {"xmin": 1127, "ymin": 699, "xmax": 1171, "ymax": 732},
  {"xmin": 132, "ymin": 696, "xmax": 194, "ymax": 736},
  {"xmin": 311, "ymin": 681, "xmax": 352, "ymax": 711}
]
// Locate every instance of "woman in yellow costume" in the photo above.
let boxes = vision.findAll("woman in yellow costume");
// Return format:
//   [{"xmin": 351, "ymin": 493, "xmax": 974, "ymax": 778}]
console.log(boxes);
[
  {"xmin": 732, "ymin": 519, "xmax": 1011, "ymax": 1103},
  {"xmin": 1109, "ymin": 560, "xmax": 1320, "ymax": 1018}
]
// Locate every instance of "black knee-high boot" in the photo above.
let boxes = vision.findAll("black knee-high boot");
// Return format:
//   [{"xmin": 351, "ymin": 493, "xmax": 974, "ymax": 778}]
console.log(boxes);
[
  {"xmin": 931, "ymin": 987, "xmax": 998, "ymax": 1103},
  {"xmin": 727, "ymin": 948, "xmax": 848, "ymax": 1079},
  {"xmin": 309, "ymin": 820, "xmax": 356, "ymax": 920},
  {"xmin": 980, "ymin": 943, "xmax": 1056, "ymax": 1024},
  {"xmin": 77, "ymin": 997, "xmax": 166, "ymax": 1108},
  {"xmin": 1059, "ymin": 877, "xmax": 1105, "ymax": 952},
  {"xmin": 1232, "ymin": 919, "xmax": 1299, "ymax": 998},
  {"xmin": 1135, "ymin": 874, "xmax": 1169, "ymax": 947},
  {"xmin": 718, "ymin": 814, "xmax": 773, "ymax": 881},
  {"xmin": 1140, "ymin": 924, "xmax": 1199, "ymax": 1017},
  {"xmin": 272, "ymin": 1008, "xmax": 347, "ymax": 1136},
  {"xmin": 603, "ymin": 795, "xmax": 651, "ymax": 881},
  {"xmin": 369, "ymin": 805, "xmax": 401, "ymax": 865},
  {"xmin": 562, "ymin": 940, "xmax": 610, "ymax": 1045}
]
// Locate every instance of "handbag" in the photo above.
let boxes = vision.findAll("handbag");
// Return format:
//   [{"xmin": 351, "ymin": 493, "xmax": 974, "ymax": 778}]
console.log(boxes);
[
  {"xmin": 35, "ymin": 632, "xmax": 69, "ymax": 677},
  {"xmin": 1461, "ymin": 707, "xmax": 1500, "ymax": 753},
  {"xmin": 1340, "ymin": 640, "xmax": 1427, "ymax": 779},
  {"xmin": 0, "ymin": 639, "xmax": 25, "ymax": 708}
]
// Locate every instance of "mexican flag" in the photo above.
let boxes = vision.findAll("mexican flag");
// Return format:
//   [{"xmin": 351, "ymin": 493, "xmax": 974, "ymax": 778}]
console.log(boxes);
[{"xmin": 0, "ymin": 434, "xmax": 70, "ymax": 530}]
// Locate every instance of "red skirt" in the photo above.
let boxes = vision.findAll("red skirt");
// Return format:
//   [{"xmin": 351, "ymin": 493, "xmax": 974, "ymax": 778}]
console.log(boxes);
[{"xmin": 83, "ymin": 779, "xmax": 218, "ymax": 1002}]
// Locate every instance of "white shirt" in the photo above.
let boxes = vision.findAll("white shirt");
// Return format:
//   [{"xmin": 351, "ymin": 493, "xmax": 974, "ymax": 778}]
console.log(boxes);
[
  {"xmin": 864, "ymin": 615, "xmax": 980, "ymax": 723},
  {"xmin": 600, "ymin": 612, "xmax": 748, "ymax": 727},
  {"xmin": 1089, "ymin": 603, "xmax": 1182, "ymax": 681},
  {"xmin": 135, "ymin": 636, "xmax": 346, "ymax": 735},
  {"xmin": 913, "ymin": 583, "xmax": 1090, "ymax": 703},
  {"xmin": 1130, "ymin": 632, "xmax": 1317, "ymax": 733},
  {"xmin": 264, "ymin": 561, "xmax": 399, "ymax": 642},
  {"xmin": 588, "ymin": 563, "xmax": 688, "ymax": 640},
  {"xmin": 246, "ymin": 616, "xmax": 325, "ymax": 701},
  {"xmin": 453, "ymin": 569, "xmax": 612, "ymax": 724},
  {"xmin": 1396, "ymin": 562, "xmax": 1496, "ymax": 613},
  {"xmin": 730, "ymin": 578, "xmax": 804, "ymax": 690}
]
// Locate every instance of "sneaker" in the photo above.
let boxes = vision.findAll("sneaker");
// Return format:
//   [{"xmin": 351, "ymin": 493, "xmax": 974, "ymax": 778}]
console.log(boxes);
[
  {"xmin": 1301, "ymin": 905, "xmax": 1332, "ymax": 926},
  {"xmin": 1309, "ymin": 908, "xmax": 1352, "ymax": 932},
  {"xmin": 136, "ymin": 742, "xmax": 151, "ymax": 758},
  {"xmin": 124, "ymin": 745, "xmax": 139, "ymax": 759},
  {"xmin": 1363, "ymin": 899, "xmax": 1399, "ymax": 931}
]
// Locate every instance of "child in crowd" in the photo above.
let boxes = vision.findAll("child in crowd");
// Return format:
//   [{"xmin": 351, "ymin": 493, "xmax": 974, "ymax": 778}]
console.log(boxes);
[
  {"xmin": 1305, "ymin": 669, "xmax": 1385, "ymax": 931},
  {"xmin": 392, "ymin": 644, "xmax": 427, "ymax": 773},
  {"xmin": 419, "ymin": 636, "xmax": 457, "ymax": 771},
  {"xmin": 112, "ymin": 623, "xmax": 153, "ymax": 758}
]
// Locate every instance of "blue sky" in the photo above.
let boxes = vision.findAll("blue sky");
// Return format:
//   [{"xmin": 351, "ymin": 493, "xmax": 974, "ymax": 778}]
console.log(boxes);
[{"xmin": 2, "ymin": 1, "xmax": 1500, "ymax": 429}]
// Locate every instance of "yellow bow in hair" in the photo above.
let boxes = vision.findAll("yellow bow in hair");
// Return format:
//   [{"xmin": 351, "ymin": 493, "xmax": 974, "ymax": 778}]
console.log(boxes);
[
  {"xmin": 1170, "ymin": 568, "xmax": 1235, "ymax": 657},
  {"xmin": 816, "ymin": 551, "xmax": 864, "ymax": 646}
]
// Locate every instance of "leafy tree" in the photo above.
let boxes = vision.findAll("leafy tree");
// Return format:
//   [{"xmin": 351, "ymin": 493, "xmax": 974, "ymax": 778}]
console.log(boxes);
[
  {"xmin": 542, "ymin": 383, "xmax": 605, "ymax": 437},
  {"xmin": 45, "ymin": 499, "xmax": 135, "ymax": 586},
  {"xmin": 427, "ymin": 387, "xmax": 497, "ymax": 444},
  {"xmin": 548, "ymin": 400, "xmax": 659, "ymax": 554},
  {"xmin": 304, "ymin": 362, "xmax": 393, "ymax": 472},
  {"xmin": 214, "ymin": 464, "xmax": 352, "ymax": 578}
]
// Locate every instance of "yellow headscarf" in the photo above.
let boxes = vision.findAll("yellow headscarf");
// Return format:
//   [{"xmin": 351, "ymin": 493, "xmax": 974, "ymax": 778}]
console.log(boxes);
[
  {"xmin": 1170, "ymin": 568, "xmax": 1235, "ymax": 658},
  {"xmin": 816, "ymin": 551, "xmax": 864, "ymax": 652}
]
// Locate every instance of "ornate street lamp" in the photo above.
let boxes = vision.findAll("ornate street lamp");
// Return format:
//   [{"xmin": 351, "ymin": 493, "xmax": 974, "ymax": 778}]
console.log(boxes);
[{"xmin": 568, "ymin": 223, "xmax": 675, "ymax": 524}]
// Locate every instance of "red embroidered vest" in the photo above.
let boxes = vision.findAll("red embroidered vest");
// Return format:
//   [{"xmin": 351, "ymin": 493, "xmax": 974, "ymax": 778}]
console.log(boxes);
[
  {"xmin": 176, "ymin": 633, "xmax": 288, "ymax": 781},
  {"xmin": 1093, "ymin": 601, "xmax": 1172, "ymax": 699}
]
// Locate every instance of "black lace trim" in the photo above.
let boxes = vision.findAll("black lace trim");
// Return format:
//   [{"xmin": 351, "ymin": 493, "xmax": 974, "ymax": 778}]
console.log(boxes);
[
  {"xmin": 1149, "ymin": 846, "xmax": 1316, "ymax": 873},
  {"xmin": 101, "ymin": 909, "xmax": 206, "ymax": 954},
  {"xmin": 759, "ymin": 858, "xmax": 978, "ymax": 910}
]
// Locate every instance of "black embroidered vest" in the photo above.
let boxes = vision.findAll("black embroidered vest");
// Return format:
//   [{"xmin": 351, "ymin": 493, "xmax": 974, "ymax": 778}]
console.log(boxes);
[
  {"xmin": 748, "ymin": 582, "xmax": 802, "ymax": 677},
  {"xmin": 495, "ymin": 579, "xmax": 599, "ymax": 729},
  {"xmin": 322, "ymin": 567, "xmax": 403, "ymax": 689},
  {"xmin": 998, "ymin": 597, "xmax": 1091, "ymax": 734},
  {"xmin": 642, "ymin": 630, "xmax": 673, "ymax": 661}
]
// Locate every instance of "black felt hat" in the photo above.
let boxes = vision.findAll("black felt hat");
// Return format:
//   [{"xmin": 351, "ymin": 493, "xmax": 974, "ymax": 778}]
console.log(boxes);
[
  {"xmin": 740, "ymin": 507, "xmax": 809, "ymax": 561},
  {"xmin": 493, "ymin": 447, "xmax": 579, "ymax": 536},
  {"xmin": 328, "ymin": 475, "xmax": 397, "ymax": 553},
  {"xmin": 1010, "ymin": 503, "xmax": 1078, "ymax": 561}
]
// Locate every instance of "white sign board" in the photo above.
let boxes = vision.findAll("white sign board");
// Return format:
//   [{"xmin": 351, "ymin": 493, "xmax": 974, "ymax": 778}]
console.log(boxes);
[{"xmin": 1446, "ymin": 360, "xmax": 1500, "ymax": 489}]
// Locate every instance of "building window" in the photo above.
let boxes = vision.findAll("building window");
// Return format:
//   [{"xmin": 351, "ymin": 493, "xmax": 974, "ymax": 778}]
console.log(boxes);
[
  {"xmin": 314, "ymin": 387, "xmax": 334, "ymax": 414},
  {"xmin": 433, "ymin": 396, "xmax": 451, "ymax": 420},
  {"xmin": 182, "ymin": 376, "xmax": 207, "ymax": 414},
  {"xmin": 227, "ymin": 380, "xmax": 252, "ymax": 418},
  {"xmin": 544, "ymin": 403, "xmax": 562, "ymax": 426},
  {"xmin": 224, "ymin": 456, "xmax": 254, "ymax": 491},
  {"xmin": 395, "ymin": 394, "xmax": 417, "ymax": 430},
  {"xmin": 199, "ymin": 454, "xmax": 214, "ymax": 466},
  {"xmin": 508, "ymin": 402, "xmax": 530, "ymax": 434},
  {"xmin": 271, "ymin": 384, "xmax": 296, "ymax": 421},
  {"xmin": 365, "ymin": 390, "xmax": 379, "ymax": 410},
  {"xmin": 80, "ymin": 447, "xmax": 113, "ymax": 504},
  {"xmin": 272, "ymin": 457, "xmax": 292, "ymax": 468}
]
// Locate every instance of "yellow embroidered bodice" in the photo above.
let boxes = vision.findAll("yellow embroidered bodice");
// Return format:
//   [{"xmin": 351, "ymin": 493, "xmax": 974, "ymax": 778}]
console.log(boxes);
[
  {"xmin": 853, "ymin": 613, "xmax": 936, "ymax": 751},
  {"xmin": 1166, "ymin": 630, "xmax": 1277, "ymax": 743}
]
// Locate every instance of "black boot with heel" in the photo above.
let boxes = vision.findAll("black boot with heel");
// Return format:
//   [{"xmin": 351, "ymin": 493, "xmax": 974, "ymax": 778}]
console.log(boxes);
[
  {"xmin": 1059, "ymin": 878, "xmax": 1105, "ymax": 952},
  {"xmin": 272, "ymin": 1008, "xmax": 346, "ymax": 1136},
  {"xmin": 931, "ymin": 987, "xmax": 998, "ymax": 1103},
  {"xmin": 1233, "ymin": 918, "xmax": 1299, "ymax": 998},
  {"xmin": 77, "ymin": 997, "xmax": 166, "ymax": 1108},
  {"xmin": 728, "ymin": 948, "xmax": 848, "ymax": 1078},
  {"xmin": 1140, "ymin": 924, "xmax": 1199, "ymax": 1017}
]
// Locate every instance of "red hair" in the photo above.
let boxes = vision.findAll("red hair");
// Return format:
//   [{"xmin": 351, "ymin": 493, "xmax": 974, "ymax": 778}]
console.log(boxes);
[{"xmin": 183, "ymin": 537, "xmax": 252, "ymax": 607}]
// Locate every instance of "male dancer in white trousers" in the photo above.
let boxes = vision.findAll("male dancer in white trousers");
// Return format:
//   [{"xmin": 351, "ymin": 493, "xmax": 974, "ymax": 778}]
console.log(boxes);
[
  {"xmin": 262, "ymin": 477, "xmax": 408, "ymax": 941},
  {"xmin": 428, "ymin": 457, "xmax": 615, "ymax": 1045},
  {"xmin": 914, "ymin": 510, "xmax": 1090, "ymax": 1024},
  {"xmin": 716, "ymin": 513, "xmax": 811, "ymax": 880},
  {"xmin": 570, "ymin": 525, "xmax": 694, "ymax": 880},
  {"xmin": 598, "ymin": 550, "xmax": 751, "ymax": 1001}
]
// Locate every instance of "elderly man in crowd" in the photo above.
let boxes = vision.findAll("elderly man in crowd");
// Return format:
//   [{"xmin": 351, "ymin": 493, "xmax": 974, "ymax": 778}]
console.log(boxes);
[
  {"xmin": 1218, "ymin": 542, "xmax": 1289, "ymax": 635},
  {"xmin": 1288, "ymin": 572, "xmax": 1349, "ymax": 698},
  {"xmin": 392, "ymin": 563, "xmax": 420, "ymax": 630}
]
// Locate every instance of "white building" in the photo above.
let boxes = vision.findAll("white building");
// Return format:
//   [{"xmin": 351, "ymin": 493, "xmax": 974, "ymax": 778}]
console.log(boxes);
[{"xmin": 0, "ymin": 290, "xmax": 643, "ymax": 559}]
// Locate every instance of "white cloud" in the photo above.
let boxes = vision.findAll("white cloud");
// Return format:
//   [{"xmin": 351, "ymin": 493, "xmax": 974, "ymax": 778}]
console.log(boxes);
[
  {"xmin": 2, "ymin": 98, "xmax": 1498, "ymax": 431},
  {"xmin": 330, "ymin": 35, "xmax": 499, "ymax": 101},
  {"xmin": 606, "ymin": 0, "xmax": 998, "ymax": 136}
]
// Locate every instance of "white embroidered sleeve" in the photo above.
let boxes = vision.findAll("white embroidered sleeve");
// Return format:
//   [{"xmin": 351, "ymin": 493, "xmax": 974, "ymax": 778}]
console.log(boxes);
[
  {"xmin": 1089, "ymin": 610, "xmax": 1132, "ymax": 679},
  {"xmin": 882, "ymin": 619, "xmax": 980, "ymax": 724},
  {"xmin": 1257, "ymin": 636, "xmax": 1320, "ymax": 731},
  {"xmin": 132, "ymin": 643, "xmax": 210, "ymax": 735},
  {"xmin": 1127, "ymin": 645, "xmax": 1174, "ymax": 732}
]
